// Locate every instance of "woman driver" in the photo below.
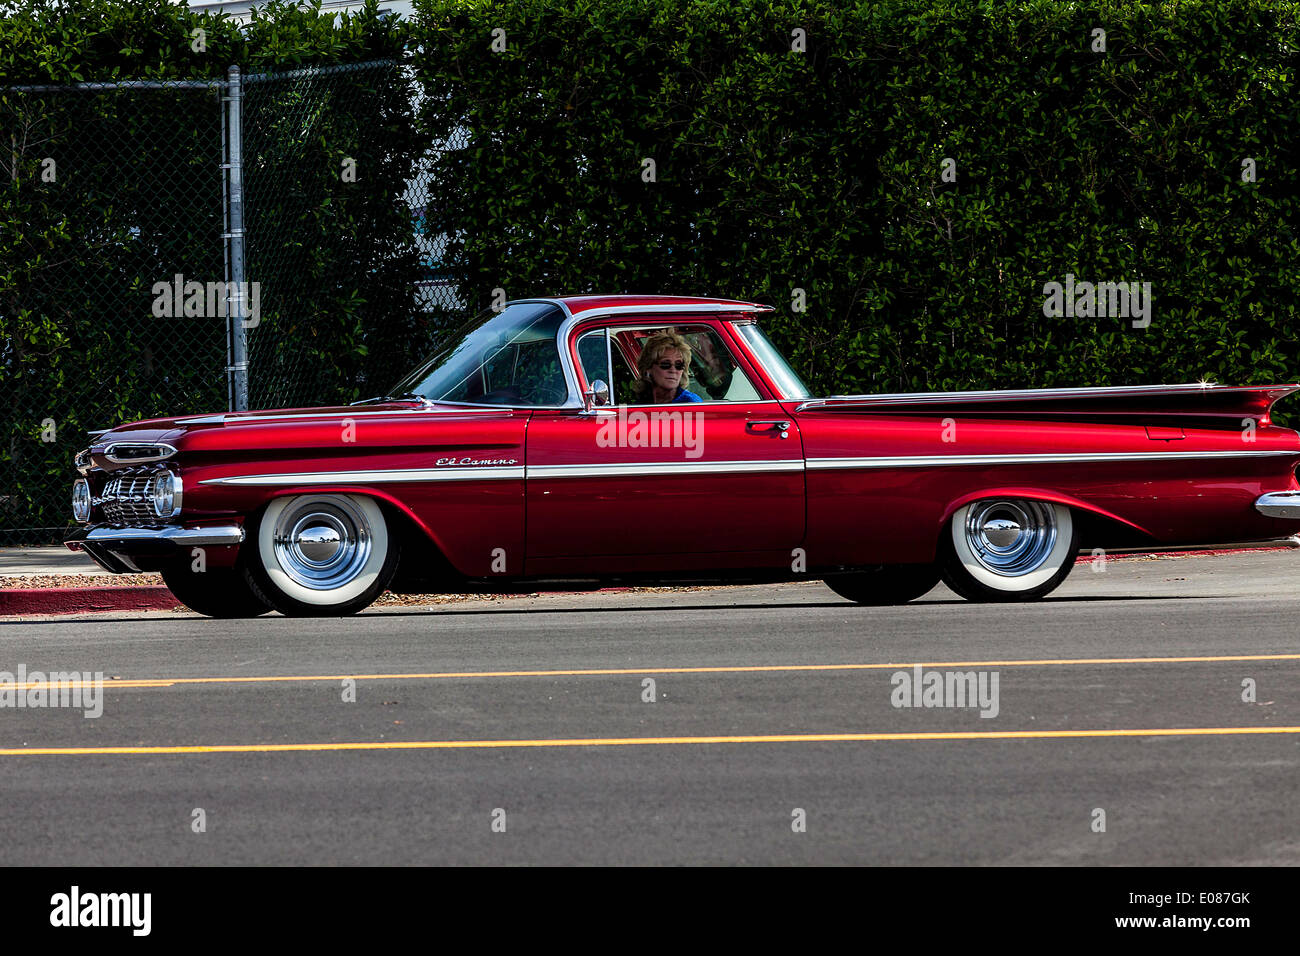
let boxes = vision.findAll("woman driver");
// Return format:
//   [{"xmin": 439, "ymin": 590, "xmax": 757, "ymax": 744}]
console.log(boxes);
[{"xmin": 631, "ymin": 329, "xmax": 704, "ymax": 404}]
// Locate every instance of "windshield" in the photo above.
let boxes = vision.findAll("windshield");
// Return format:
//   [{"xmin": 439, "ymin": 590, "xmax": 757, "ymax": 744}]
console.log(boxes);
[
  {"xmin": 734, "ymin": 322, "xmax": 812, "ymax": 399},
  {"xmin": 390, "ymin": 302, "xmax": 570, "ymax": 406}
]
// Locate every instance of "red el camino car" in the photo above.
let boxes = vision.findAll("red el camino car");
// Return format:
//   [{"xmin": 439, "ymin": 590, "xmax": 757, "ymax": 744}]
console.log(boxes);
[{"xmin": 67, "ymin": 295, "xmax": 1300, "ymax": 617}]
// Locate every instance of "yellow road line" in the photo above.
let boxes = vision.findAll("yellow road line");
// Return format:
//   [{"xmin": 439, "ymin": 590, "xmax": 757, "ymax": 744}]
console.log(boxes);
[
  {"xmin": 8, "ymin": 652, "xmax": 1300, "ymax": 691},
  {"xmin": 2, "ymin": 726, "xmax": 1300, "ymax": 756}
]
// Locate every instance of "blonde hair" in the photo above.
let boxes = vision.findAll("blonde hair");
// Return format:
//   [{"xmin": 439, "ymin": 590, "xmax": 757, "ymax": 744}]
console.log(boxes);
[{"xmin": 632, "ymin": 329, "xmax": 693, "ymax": 402}]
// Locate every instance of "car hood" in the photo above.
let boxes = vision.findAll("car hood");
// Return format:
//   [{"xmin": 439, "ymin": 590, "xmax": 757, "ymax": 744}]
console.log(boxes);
[{"xmin": 82, "ymin": 401, "xmax": 525, "ymax": 471}]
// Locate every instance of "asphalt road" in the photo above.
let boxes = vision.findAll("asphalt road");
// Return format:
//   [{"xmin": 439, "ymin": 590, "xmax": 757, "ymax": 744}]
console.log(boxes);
[{"xmin": 1, "ymin": 550, "xmax": 1297, "ymax": 865}]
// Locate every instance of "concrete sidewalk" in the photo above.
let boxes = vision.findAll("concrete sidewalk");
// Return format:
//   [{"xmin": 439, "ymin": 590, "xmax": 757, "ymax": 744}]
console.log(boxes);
[{"xmin": 0, "ymin": 546, "xmax": 111, "ymax": 576}]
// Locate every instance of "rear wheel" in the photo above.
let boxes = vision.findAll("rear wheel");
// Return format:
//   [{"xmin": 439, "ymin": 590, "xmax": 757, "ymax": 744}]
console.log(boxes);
[
  {"xmin": 940, "ymin": 498, "xmax": 1078, "ymax": 602},
  {"xmin": 161, "ymin": 565, "xmax": 272, "ymax": 618},
  {"xmin": 823, "ymin": 564, "xmax": 941, "ymax": 605},
  {"xmin": 242, "ymin": 494, "xmax": 400, "ymax": 617}
]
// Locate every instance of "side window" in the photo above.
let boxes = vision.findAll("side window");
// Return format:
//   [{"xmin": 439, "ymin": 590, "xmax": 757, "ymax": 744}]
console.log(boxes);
[
  {"xmin": 417, "ymin": 304, "xmax": 569, "ymax": 406},
  {"xmin": 680, "ymin": 328, "xmax": 760, "ymax": 402},
  {"xmin": 623, "ymin": 326, "xmax": 759, "ymax": 403},
  {"xmin": 512, "ymin": 340, "xmax": 567, "ymax": 405},
  {"xmin": 467, "ymin": 340, "xmax": 565, "ymax": 405},
  {"xmin": 481, "ymin": 345, "xmax": 517, "ymax": 392},
  {"xmin": 575, "ymin": 329, "xmax": 614, "ymax": 404},
  {"xmin": 577, "ymin": 324, "xmax": 761, "ymax": 405}
]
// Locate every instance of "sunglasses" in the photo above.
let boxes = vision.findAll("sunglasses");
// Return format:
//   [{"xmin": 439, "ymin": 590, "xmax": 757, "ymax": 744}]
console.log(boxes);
[{"xmin": 654, "ymin": 361, "xmax": 687, "ymax": 371}]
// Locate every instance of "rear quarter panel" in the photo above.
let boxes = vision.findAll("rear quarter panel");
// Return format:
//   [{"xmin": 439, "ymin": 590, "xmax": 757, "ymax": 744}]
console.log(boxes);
[{"xmin": 794, "ymin": 409, "xmax": 1300, "ymax": 566}]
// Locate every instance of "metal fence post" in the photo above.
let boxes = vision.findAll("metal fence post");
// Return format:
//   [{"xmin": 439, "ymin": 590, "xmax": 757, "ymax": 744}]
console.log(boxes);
[{"xmin": 222, "ymin": 65, "xmax": 249, "ymax": 411}]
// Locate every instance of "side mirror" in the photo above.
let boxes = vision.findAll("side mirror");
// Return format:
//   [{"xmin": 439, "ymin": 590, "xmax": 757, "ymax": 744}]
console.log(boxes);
[{"xmin": 583, "ymin": 379, "xmax": 610, "ymax": 411}]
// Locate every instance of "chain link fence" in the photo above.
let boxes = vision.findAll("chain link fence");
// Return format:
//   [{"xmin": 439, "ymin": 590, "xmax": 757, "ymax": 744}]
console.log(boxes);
[
  {"xmin": 241, "ymin": 60, "xmax": 467, "ymax": 410},
  {"xmin": 1, "ymin": 62, "xmax": 468, "ymax": 546}
]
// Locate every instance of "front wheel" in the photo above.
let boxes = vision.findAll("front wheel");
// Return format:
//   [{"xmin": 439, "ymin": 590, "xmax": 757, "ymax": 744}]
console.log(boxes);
[
  {"xmin": 823, "ymin": 564, "xmax": 941, "ymax": 605},
  {"xmin": 940, "ymin": 498, "xmax": 1078, "ymax": 602},
  {"xmin": 242, "ymin": 494, "xmax": 400, "ymax": 617},
  {"xmin": 161, "ymin": 565, "xmax": 272, "ymax": 618}
]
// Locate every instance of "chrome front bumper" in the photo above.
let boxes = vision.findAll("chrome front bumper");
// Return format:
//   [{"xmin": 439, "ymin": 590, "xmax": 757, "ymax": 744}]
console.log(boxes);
[
  {"xmin": 65, "ymin": 524, "xmax": 245, "ymax": 573},
  {"xmin": 1254, "ymin": 492, "xmax": 1300, "ymax": 519}
]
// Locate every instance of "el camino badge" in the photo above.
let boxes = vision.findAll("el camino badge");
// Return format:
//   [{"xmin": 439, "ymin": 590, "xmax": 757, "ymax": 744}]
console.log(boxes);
[{"xmin": 435, "ymin": 457, "xmax": 519, "ymax": 466}]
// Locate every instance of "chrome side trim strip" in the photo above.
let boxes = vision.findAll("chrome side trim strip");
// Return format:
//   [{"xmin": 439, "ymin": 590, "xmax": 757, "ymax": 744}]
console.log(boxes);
[
  {"xmin": 1255, "ymin": 492, "xmax": 1300, "ymax": 518},
  {"xmin": 808, "ymin": 451, "xmax": 1300, "ymax": 470},
  {"xmin": 199, "ymin": 450, "xmax": 1294, "ymax": 487},
  {"xmin": 200, "ymin": 460, "xmax": 803, "ymax": 485},
  {"xmin": 528, "ymin": 460, "xmax": 804, "ymax": 479},
  {"xmin": 200, "ymin": 467, "xmax": 526, "ymax": 486}
]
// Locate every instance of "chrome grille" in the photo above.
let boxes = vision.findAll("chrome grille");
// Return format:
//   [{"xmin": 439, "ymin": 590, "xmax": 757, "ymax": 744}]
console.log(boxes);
[{"xmin": 98, "ymin": 470, "xmax": 161, "ymax": 524}]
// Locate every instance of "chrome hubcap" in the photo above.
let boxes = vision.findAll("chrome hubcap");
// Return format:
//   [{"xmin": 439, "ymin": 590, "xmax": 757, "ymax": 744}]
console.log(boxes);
[
  {"xmin": 272, "ymin": 496, "xmax": 372, "ymax": 590},
  {"xmin": 981, "ymin": 517, "xmax": 1022, "ymax": 548},
  {"xmin": 964, "ymin": 500, "xmax": 1057, "ymax": 576},
  {"xmin": 296, "ymin": 524, "xmax": 343, "ymax": 562}
]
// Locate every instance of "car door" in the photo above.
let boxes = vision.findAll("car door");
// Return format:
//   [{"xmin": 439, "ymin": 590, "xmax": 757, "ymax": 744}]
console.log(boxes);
[{"xmin": 524, "ymin": 319, "xmax": 805, "ymax": 574}]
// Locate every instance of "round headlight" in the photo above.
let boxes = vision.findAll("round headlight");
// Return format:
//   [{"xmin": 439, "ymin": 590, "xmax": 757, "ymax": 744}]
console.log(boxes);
[
  {"xmin": 152, "ymin": 471, "xmax": 175, "ymax": 518},
  {"xmin": 72, "ymin": 479, "xmax": 91, "ymax": 522}
]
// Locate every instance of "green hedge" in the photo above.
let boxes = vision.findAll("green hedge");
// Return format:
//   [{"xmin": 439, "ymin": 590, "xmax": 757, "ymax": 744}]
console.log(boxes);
[
  {"xmin": 413, "ymin": 0, "xmax": 1300, "ymax": 399},
  {"xmin": 6, "ymin": 0, "xmax": 1300, "ymax": 543},
  {"xmin": 0, "ymin": 0, "xmax": 422, "ymax": 543}
]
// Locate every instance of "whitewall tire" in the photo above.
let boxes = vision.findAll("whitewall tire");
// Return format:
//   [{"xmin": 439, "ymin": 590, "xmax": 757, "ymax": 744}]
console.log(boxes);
[
  {"xmin": 940, "ymin": 499, "xmax": 1077, "ymax": 602},
  {"xmin": 244, "ymin": 494, "xmax": 400, "ymax": 616}
]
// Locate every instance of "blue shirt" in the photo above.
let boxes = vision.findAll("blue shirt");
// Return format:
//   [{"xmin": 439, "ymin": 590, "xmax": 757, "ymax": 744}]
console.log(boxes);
[{"xmin": 674, "ymin": 388, "xmax": 703, "ymax": 403}]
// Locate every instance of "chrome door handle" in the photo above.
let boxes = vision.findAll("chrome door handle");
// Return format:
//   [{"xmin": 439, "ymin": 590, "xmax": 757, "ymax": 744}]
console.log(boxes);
[{"xmin": 746, "ymin": 420, "xmax": 790, "ymax": 438}]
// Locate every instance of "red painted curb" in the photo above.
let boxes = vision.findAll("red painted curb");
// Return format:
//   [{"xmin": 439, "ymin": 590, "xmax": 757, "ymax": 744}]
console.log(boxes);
[{"xmin": 0, "ymin": 585, "xmax": 179, "ymax": 617}]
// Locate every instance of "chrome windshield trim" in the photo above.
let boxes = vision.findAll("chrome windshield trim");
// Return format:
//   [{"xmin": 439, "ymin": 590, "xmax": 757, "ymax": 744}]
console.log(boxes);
[{"xmin": 808, "ymin": 450, "xmax": 1300, "ymax": 470}]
